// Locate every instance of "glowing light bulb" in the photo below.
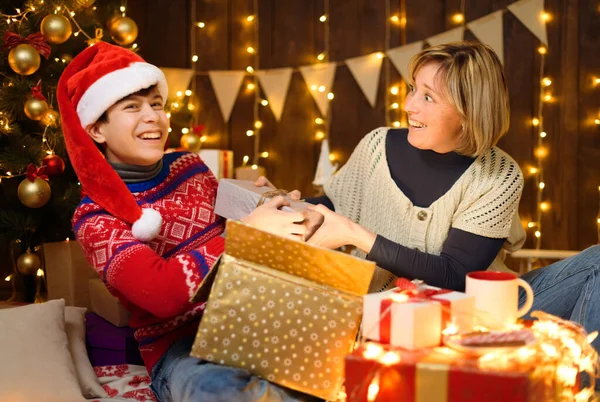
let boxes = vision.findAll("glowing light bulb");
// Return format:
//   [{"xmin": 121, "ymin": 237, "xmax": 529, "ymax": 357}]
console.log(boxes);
[{"xmin": 452, "ymin": 13, "xmax": 464, "ymax": 23}]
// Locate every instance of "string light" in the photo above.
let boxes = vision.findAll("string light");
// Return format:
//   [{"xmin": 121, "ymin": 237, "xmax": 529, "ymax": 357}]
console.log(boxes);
[
  {"xmin": 452, "ymin": 13, "xmax": 464, "ymax": 23},
  {"xmin": 196, "ymin": 22, "xmax": 205, "ymax": 28},
  {"xmin": 247, "ymin": 46, "xmax": 255, "ymax": 54},
  {"xmin": 260, "ymin": 99, "xmax": 269, "ymax": 106},
  {"xmin": 313, "ymin": 0, "xmax": 331, "ymax": 144},
  {"xmin": 319, "ymin": 15, "xmax": 327, "ymax": 22},
  {"xmin": 192, "ymin": 55, "xmax": 199, "ymax": 62},
  {"xmin": 246, "ymin": 15, "xmax": 255, "ymax": 22}
]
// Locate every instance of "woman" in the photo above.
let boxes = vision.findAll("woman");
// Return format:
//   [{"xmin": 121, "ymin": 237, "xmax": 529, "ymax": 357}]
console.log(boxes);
[{"xmin": 258, "ymin": 41, "xmax": 600, "ymax": 353}]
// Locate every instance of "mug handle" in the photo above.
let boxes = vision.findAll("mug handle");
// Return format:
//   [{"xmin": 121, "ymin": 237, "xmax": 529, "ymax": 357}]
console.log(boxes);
[{"xmin": 516, "ymin": 279, "xmax": 534, "ymax": 318}]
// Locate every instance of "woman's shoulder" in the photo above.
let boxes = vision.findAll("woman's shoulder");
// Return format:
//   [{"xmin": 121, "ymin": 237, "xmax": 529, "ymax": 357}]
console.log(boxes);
[{"xmin": 472, "ymin": 146, "xmax": 523, "ymax": 184}]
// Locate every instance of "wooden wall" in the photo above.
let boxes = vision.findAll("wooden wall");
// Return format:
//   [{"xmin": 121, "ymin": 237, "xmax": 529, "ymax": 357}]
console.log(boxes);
[{"xmin": 126, "ymin": 0, "xmax": 600, "ymax": 252}]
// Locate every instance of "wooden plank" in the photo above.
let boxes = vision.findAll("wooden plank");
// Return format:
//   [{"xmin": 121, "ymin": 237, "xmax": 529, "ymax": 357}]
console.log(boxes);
[{"xmin": 577, "ymin": 0, "xmax": 600, "ymax": 249}]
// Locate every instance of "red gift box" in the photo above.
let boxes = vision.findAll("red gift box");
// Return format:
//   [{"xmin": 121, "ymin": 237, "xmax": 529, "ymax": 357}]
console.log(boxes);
[{"xmin": 345, "ymin": 343, "xmax": 569, "ymax": 402}]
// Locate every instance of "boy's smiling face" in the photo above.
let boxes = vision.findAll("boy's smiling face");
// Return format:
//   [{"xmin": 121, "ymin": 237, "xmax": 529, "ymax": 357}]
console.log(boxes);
[{"xmin": 86, "ymin": 86, "xmax": 169, "ymax": 166}]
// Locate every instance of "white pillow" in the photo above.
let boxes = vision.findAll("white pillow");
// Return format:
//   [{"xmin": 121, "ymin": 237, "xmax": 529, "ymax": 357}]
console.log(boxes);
[
  {"xmin": 0, "ymin": 299, "xmax": 85, "ymax": 402},
  {"xmin": 65, "ymin": 306, "xmax": 108, "ymax": 398}
]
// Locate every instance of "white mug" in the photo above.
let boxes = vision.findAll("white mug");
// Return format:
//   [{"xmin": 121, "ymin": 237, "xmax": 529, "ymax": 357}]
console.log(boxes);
[{"xmin": 465, "ymin": 271, "xmax": 534, "ymax": 330}]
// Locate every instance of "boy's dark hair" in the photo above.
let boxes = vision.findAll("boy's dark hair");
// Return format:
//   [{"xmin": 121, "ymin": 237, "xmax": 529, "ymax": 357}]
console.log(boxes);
[{"xmin": 95, "ymin": 85, "xmax": 158, "ymax": 124}]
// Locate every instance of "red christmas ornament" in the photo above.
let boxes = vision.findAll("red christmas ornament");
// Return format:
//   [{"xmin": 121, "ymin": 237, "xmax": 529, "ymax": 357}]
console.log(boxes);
[{"xmin": 42, "ymin": 154, "xmax": 65, "ymax": 177}]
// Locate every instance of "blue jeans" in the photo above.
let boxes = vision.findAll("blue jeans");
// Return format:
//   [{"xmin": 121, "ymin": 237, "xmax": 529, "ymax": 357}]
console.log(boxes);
[
  {"xmin": 150, "ymin": 336, "xmax": 320, "ymax": 402},
  {"xmin": 519, "ymin": 245, "xmax": 600, "ymax": 390},
  {"xmin": 519, "ymin": 245, "xmax": 600, "ymax": 352}
]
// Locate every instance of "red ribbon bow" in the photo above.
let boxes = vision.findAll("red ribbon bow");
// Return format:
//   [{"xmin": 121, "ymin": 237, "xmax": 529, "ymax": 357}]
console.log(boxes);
[
  {"xmin": 3, "ymin": 31, "xmax": 51, "ymax": 59},
  {"xmin": 26, "ymin": 164, "xmax": 48, "ymax": 182},
  {"xmin": 378, "ymin": 278, "xmax": 453, "ymax": 344},
  {"xmin": 192, "ymin": 124, "xmax": 205, "ymax": 134},
  {"xmin": 31, "ymin": 81, "xmax": 46, "ymax": 101}
]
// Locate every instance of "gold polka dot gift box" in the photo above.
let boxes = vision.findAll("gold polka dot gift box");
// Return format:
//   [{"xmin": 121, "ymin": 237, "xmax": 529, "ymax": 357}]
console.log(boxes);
[{"xmin": 190, "ymin": 220, "xmax": 375, "ymax": 400}]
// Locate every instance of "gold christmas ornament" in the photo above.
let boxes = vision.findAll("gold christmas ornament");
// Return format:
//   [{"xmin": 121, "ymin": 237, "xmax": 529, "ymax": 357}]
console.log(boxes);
[
  {"xmin": 8, "ymin": 44, "xmax": 41, "ymax": 75},
  {"xmin": 24, "ymin": 98, "xmax": 49, "ymax": 120},
  {"xmin": 41, "ymin": 108, "xmax": 60, "ymax": 127},
  {"xmin": 180, "ymin": 133, "xmax": 202, "ymax": 153},
  {"xmin": 17, "ymin": 249, "xmax": 41, "ymax": 275},
  {"xmin": 109, "ymin": 17, "xmax": 138, "ymax": 46},
  {"xmin": 18, "ymin": 177, "xmax": 51, "ymax": 208},
  {"xmin": 41, "ymin": 14, "xmax": 73, "ymax": 44}
]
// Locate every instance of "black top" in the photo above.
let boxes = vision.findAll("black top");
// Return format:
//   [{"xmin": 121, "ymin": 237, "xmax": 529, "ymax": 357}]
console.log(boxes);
[{"xmin": 306, "ymin": 129, "xmax": 504, "ymax": 291}]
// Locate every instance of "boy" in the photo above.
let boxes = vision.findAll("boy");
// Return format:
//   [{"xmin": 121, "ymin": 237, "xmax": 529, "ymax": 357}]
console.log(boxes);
[{"xmin": 57, "ymin": 42, "xmax": 312, "ymax": 401}]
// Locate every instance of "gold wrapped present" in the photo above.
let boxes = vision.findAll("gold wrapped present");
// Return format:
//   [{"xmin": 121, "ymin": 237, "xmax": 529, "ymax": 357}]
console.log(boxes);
[{"xmin": 190, "ymin": 220, "xmax": 375, "ymax": 400}]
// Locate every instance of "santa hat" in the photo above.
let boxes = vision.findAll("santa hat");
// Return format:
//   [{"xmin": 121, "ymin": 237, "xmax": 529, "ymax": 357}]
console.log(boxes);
[{"xmin": 57, "ymin": 42, "xmax": 168, "ymax": 242}]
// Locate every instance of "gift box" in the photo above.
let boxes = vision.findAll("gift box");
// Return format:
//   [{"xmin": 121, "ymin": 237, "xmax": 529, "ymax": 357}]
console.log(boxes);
[
  {"xmin": 44, "ymin": 240, "xmax": 100, "ymax": 308},
  {"xmin": 190, "ymin": 220, "xmax": 375, "ymax": 401},
  {"xmin": 345, "ymin": 343, "xmax": 566, "ymax": 402},
  {"xmin": 362, "ymin": 279, "xmax": 474, "ymax": 350},
  {"xmin": 85, "ymin": 312, "xmax": 143, "ymax": 366},
  {"xmin": 89, "ymin": 279, "xmax": 131, "ymax": 327},
  {"xmin": 199, "ymin": 149, "xmax": 233, "ymax": 180},
  {"xmin": 234, "ymin": 165, "xmax": 266, "ymax": 181},
  {"xmin": 214, "ymin": 178, "xmax": 324, "ymax": 241}
]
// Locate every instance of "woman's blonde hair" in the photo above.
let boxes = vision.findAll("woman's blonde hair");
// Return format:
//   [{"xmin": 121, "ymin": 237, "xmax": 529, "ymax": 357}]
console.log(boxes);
[{"xmin": 408, "ymin": 41, "xmax": 510, "ymax": 157}]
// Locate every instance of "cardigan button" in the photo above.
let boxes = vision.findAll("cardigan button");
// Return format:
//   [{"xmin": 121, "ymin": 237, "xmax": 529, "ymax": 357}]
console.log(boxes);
[{"xmin": 417, "ymin": 210, "xmax": 428, "ymax": 221}]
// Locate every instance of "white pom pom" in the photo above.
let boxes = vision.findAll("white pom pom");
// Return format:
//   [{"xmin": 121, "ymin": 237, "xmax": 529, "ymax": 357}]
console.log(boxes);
[{"xmin": 131, "ymin": 208, "xmax": 162, "ymax": 242}]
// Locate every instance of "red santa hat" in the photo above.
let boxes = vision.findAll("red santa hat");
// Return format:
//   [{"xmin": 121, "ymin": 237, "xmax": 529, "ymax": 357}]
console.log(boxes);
[{"xmin": 57, "ymin": 42, "xmax": 168, "ymax": 242}]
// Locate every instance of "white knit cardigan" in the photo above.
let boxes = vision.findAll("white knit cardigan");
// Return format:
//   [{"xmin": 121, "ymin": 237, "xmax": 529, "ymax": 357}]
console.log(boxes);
[{"xmin": 324, "ymin": 127, "xmax": 526, "ymax": 292}]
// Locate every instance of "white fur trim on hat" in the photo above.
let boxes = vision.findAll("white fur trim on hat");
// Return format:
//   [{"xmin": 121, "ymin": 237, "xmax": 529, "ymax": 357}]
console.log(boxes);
[
  {"xmin": 76, "ymin": 62, "xmax": 168, "ymax": 127},
  {"xmin": 131, "ymin": 208, "xmax": 163, "ymax": 242}
]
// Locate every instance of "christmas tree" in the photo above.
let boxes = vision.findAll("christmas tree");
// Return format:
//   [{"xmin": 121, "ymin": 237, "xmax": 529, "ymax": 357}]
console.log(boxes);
[{"xmin": 0, "ymin": 0, "xmax": 139, "ymax": 300}]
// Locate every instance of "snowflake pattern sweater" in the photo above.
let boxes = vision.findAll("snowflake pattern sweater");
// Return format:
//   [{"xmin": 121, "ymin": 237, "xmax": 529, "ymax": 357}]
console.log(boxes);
[{"xmin": 73, "ymin": 152, "xmax": 225, "ymax": 372}]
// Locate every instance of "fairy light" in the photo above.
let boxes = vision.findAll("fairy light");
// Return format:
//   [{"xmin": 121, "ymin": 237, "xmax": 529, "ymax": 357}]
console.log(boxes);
[
  {"xmin": 313, "ymin": 0, "xmax": 332, "ymax": 143},
  {"xmin": 452, "ymin": 13, "xmax": 464, "ymax": 23},
  {"xmin": 247, "ymin": 82, "xmax": 256, "ymax": 91},
  {"xmin": 246, "ymin": 15, "xmax": 255, "ymax": 22},
  {"xmin": 192, "ymin": 55, "xmax": 198, "ymax": 62},
  {"xmin": 197, "ymin": 22, "xmax": 205, "ymax": 28},
  {"xmin": 260, "ymin": 99, "xmax": 268, "ymax": 106},
  {"xmin": 247, "ymin": 46, "xmax": 255, "ymax": 54},
  {"xmin": 260, "ymin": 151, "xmax": 269, "ymax": 158}
]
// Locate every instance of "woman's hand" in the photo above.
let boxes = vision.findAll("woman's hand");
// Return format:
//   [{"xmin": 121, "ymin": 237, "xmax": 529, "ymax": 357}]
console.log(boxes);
[
  {"xmin": 240, "ymin": 196, "xmax": 306, "ymax": 241},
  {"xmin": 306, "ymin": 204, "xmax": 376, "ymax": 253},
  {"xmin": 254, "ymin": 176, "xmax": 302, "ymax": 201}
]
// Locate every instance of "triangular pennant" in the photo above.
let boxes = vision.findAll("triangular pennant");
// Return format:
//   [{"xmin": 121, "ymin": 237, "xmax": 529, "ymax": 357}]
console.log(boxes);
[
  {"xmin": 345, "ymin": 52, "xmax": 384, "ymax": 107},
  {"xmin": 387, "ymin": 41, "xmax": 424, "ymax": 81},
  {"xmin": 426, "ymin": 27, "xmax": 465, "ymax": 47},
  {"xmin": 313, "ymin": 139, "xmax": 338, "ymax": 186},
  {"xmin": 255, "ymin": 68, "xmax": 293, "ymax": 121},
  {"xmin": 208, "ymin": 71, "xmax": 246, "ymax": 122},
  {"xmin": 467, "ymin": 11, "xmax": 504, "ymax": 64},
  {"xmin": 299, "ymin": 62, "xmax": 337, "ymax": 117},
  {"xmin": 507, "ymin": 0, "xmax": 548, "ymax": 45},
  {"xmin": 159, "ymin": 67, "xmax": 194, "ymax": 100}
]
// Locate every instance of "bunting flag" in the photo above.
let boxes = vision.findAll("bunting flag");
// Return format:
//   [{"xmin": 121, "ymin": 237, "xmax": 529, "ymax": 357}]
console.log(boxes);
[
  {"xmin": 467, "ymin": 11, "xmax": 504, "ymax": 64},
  {"xmin": 313, "ymin": 138, "xmax": 338, "ymax": 186},
  {"xmin": 255, "ymin": 67, "xmax": 294, "ymax": 121},
  {"xmin": 208, "ymin": 71, "xmax": 246, "ymax": 122},
  {"xmin": 507, "ymin": 0, "xmax": 548, "ymax": 45},
  {"xmin": 299, "ymin": 62, "xmax": 337, "ymax": 117},
  {"xmin": 387, "ymin": 41, "xmax": 424, "ymax": 81},
  {"xmin": 159, "ymin": 68, "xmax": 194, "ymax": 100},
  {"xmin": 426, "ymin": 27, "xmax": 465, "ymax": 47},
  {"xmin": 345, "ymin": 52, "xmax": 384, "ymax": 107}
]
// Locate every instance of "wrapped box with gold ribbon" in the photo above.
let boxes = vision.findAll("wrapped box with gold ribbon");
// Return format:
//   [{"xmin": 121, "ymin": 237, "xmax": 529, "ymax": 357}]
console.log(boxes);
[
  {"xmin": 190, "ymin": 220, "xmax": 375, "ymax": 400},
  {"xmin": 214, "ymin": 178, "xmax": 324, "ymax": 241},
  {"xmin": 345, "ymin": 342, "xmax": 566, "ymax": 402},
  {"xmin": 361, "ymin": 279, "xmax": 474, "ymax": 350}
]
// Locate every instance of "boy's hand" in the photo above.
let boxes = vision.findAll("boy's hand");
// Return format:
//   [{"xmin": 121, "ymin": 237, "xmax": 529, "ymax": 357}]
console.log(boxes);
[
  {"xmin": 254, "ymin": 176, "xmax": 302, "ymax": 201},
  {"xmin": 240, "ymin": 196, "xmax": 306, "ymax": 241}
]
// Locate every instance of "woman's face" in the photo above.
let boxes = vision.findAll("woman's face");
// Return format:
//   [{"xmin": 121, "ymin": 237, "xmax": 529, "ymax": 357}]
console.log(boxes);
[{"xmin": 404, "ymin": 62, "xmax": 464, "ymax": 154}]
